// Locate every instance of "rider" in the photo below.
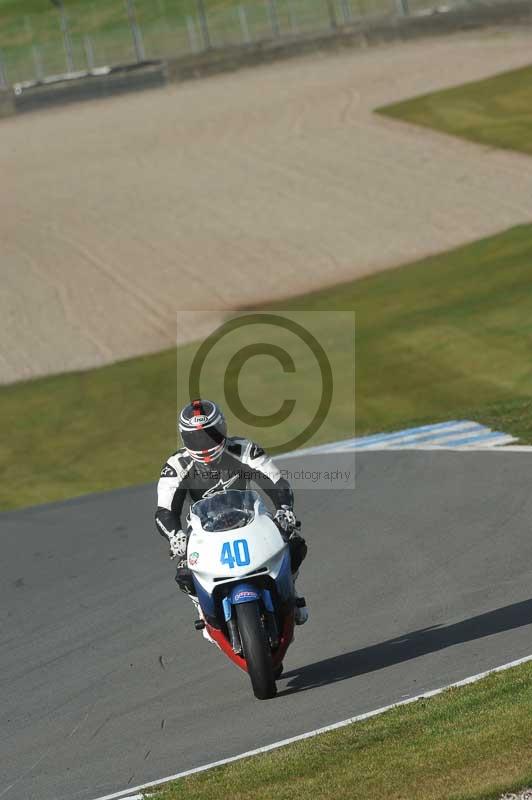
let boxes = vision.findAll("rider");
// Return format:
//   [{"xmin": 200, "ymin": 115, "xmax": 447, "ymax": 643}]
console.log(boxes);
[{"xmin": 155, "ymin": 399, "xmax": 309, "ymax": 625}]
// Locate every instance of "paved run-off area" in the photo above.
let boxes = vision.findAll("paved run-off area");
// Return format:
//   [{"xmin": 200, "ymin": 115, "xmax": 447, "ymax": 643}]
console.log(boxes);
[{"xmin": 2, "ymin": 27, "xmax": 532, "ymax": 383}]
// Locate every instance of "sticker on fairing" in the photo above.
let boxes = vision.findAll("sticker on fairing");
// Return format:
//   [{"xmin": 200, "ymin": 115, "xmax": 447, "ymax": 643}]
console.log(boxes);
[
  {"xmin": 234, "ymin": 590, "xmax": 259, "ymax": 602},
  {"xmin": 220, "ymin": 539, "xmax": 251, "ymax": 569},
  {"xmin": 188, "ymin": 551, "xmax": 200, "ymax": 566}
]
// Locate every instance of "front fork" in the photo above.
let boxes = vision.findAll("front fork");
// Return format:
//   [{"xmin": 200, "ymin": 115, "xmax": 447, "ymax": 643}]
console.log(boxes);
[
  {"xmin": 222, "ymin": 589, "xmax": 279, "ymax": 654},
  {"xmin": 226, "ymin": 616, "xmax": 242, "ymax": 654}
]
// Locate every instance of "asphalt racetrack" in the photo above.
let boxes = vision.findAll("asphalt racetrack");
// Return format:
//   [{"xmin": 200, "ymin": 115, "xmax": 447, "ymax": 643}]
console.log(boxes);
[{"xmin": 2, "ymin": 450, "xmax": 532, "ymax": 800}]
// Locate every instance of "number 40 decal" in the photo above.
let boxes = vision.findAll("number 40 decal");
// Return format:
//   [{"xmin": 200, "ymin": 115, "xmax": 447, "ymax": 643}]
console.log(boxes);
[{"xmin": 220, "ymin": 539, "xmax": 251, "ymax": 569}]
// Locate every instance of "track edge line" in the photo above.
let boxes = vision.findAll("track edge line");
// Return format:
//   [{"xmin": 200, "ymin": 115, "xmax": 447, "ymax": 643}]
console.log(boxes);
[{"xmin": 91, "ymin": 651, "xmax": 532, "ymax": 800}]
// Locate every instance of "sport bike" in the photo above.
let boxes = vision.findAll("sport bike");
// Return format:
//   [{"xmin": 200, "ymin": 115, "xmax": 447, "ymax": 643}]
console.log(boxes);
[{"xmin": 187, "ymin": 489, "xmax": 302, "ymax": 699}]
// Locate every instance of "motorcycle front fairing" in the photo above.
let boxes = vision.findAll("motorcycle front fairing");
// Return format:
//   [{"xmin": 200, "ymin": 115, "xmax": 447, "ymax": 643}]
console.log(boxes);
[
  {"xmin": 188, "ymin": 501, "xmax": 291, "ymax": 619},
  {"xmin": 187, "ymin": 490, "xmax": 295, "ymax": 670}
]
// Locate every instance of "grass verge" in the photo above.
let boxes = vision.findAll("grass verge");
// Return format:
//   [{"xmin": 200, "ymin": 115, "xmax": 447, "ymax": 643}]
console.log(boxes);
[
  {"xmin": 377, "ymin": 64, "xmax": 532, "ymax": 156},
  {"xmin": 147, "ymin": 661, "xmax": 532, "ymax": 800},
  {"xmin": 2, "ymin": 223, "xmax": 532, "ymax": 511}
]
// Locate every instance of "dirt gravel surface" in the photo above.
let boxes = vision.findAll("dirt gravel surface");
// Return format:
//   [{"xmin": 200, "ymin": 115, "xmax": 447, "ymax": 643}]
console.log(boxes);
[{"xmin": 2, "ymin": 27, "xmax": 532, "ymax": 384}]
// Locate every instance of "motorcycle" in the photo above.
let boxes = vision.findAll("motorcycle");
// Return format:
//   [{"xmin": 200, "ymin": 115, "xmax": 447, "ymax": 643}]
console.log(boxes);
[{"xmin": 187, "ymin": 488, "xmax": 302, "ymax": 699}]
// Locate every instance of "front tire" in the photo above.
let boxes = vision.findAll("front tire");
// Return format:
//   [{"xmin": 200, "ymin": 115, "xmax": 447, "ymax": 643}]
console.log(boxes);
[{"xmin": 236, "ymin": 601, "xmax": 276, "ymax": 700}]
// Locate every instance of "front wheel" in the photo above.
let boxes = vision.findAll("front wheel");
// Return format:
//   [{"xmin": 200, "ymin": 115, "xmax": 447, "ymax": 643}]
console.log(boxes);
[{"xmin": 236, "ymin": 601, "xmax": 276, "ymax": 700}]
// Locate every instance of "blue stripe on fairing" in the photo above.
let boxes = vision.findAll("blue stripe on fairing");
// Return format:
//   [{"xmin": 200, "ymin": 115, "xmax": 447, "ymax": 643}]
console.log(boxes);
[
  {"xmin": 194, "ymin": 577, "xmax": 216, "ymax": 619},
  {"xmin": 262, "ymin": 589, "xmax": 275, "ymax": 614},
  {"xmin": 275, "ymin": 549, "xmax": 295, "ymax": 604},
  {"xmin": 222, "ymin": 596, "xmax": 232, "ymax": 622}
]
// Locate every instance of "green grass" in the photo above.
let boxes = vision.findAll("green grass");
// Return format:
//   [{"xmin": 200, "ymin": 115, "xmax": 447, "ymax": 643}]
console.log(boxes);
[
  {"xmin": 377, "ymin": 64, "xmax": 532, "ymax": 156},
  {"xmin": 2, "ymin": 223, "xmax": 532, "ymax": 511},
  {"xmin": 0, "ymin": 0, "xmax": 334, "ymax": 84},
  {"xmin": 146, "ymin": 661, "xmax": 532, "ymax": 800}
]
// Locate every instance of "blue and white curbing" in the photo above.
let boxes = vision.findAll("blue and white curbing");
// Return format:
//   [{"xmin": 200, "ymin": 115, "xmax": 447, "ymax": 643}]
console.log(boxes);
[{"xmin": 283, "ymin": 420, "xmax": 517, "ymax": 457}]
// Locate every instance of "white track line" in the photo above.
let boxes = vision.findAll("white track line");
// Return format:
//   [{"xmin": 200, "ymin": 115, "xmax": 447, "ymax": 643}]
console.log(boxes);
[
  {"xmin": 497, "ymin": 446, "xmax": 532, "ymax": 452},
  {"xmin": 92, "ymin": 652, "xmax": 532, "ymax": 800}
]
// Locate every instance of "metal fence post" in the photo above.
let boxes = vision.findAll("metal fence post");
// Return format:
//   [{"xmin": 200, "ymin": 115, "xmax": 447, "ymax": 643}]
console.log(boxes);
[
  {"xmin": 60, "ymin": 7, "xmax": 75, "ymax": 72},
  {"xmin": 287, "ymin": 0, "xmax": 299, "ymax": 34},
  {"xmin": 0, "ymin": 50, "xmax": 7, "ymax": 89},
  {"xmin": 267, "ymin": 0, "xmax": 280, "ymax": 37},
  {"xmin": 396, "ymin": 0, "xmax": 409, "ymax": 13},
  {"xmin": 195, "ymin": 0, "xmax": 211, "ymax": 50},
  {"xmin": 83, "ymin": 34, "xmax": 95, "ymax": 70},
  {"xmin": 325, "ymin": 0, "xmax": 338, "ymax": 29},
  {"xmin": 125, "ymin": 0, "xmax": 146, "ymax": 62},
  {"xmin": 50, "ymin": 1, "xmax": 75, "ymax": 72},
  {"xmin": 32, "ymin": 44, "xmax": 44, "ymax": 81},
  {"xmin": 186, "ymin": 16, "xmax": 200, "ymax": 52},
  {"xmin": 340, "ymin": 0, "xmax": 351, "ymax": 24},
  {"xmin": 238, "ymin": 5, "xmax": 251, "ymax": 43}
]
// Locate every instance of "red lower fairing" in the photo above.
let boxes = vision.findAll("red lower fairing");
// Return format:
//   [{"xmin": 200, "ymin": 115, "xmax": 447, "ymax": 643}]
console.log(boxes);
[{"xmin": 206, "ymin": 611, "xmax": 295, "ymax": 673}]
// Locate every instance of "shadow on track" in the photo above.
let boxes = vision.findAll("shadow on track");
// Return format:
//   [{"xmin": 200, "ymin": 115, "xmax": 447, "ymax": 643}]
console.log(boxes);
[{"xmin": 279, "ymin": 598, "xmax": 532, "ymax": 695}]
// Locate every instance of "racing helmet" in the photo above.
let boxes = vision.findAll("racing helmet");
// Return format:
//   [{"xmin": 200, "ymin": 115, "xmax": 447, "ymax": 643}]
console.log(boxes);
[{"xmin": 178, "ymin": 399, "xmax": 227, "ymax": 463}]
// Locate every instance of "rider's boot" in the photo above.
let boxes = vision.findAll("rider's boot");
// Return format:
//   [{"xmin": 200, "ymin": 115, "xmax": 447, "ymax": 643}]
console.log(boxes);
[
  {"xmin": 292, "ymin": 571, "xmax": 309, "ymax": 625},
  {"xmin": 295, "ymin": 595, "xmax": 309, "ymax": 625}
]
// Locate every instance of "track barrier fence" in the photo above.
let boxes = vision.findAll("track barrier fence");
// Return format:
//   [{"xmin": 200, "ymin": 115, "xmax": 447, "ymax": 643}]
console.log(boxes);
[{"xmin": 0, "ymin": 0, "xmax": 486, "ymax": 88}]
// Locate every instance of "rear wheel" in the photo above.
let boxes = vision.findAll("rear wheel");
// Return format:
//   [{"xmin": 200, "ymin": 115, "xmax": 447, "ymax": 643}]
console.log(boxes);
[{"xmin": 236, "ymin": 601, "xmax": 276, "ymax": 700}]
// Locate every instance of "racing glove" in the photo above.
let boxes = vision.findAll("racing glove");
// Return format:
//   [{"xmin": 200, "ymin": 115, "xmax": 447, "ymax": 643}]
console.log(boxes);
[
  {"xmin": 168, "ymin": 530, "xmax": 187, "ymax": 561},
  {"xmin": 274, "ymin": 505, "xmax": 297, "ymax": 535},
  {"xmin": 275, "ymin": 508, "xmax": 307, "ymax": 572}
]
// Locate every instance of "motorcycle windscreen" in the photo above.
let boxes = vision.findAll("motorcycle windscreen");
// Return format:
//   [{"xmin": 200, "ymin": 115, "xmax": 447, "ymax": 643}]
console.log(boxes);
[{"xmin": 191, "ymin": 489, "xmax": 261, "ymax": 532}]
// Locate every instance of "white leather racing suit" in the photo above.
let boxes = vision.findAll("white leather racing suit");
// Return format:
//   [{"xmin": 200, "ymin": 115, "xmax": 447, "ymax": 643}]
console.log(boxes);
[{"xmin": 155, "ymin": 437, "xmax": 294, "ymax": 544}]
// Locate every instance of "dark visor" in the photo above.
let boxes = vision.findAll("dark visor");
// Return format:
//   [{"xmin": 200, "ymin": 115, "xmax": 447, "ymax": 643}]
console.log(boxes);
[{"xmin": 181, "ymin": 426, "xmax": 225, "ymax": 451}]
